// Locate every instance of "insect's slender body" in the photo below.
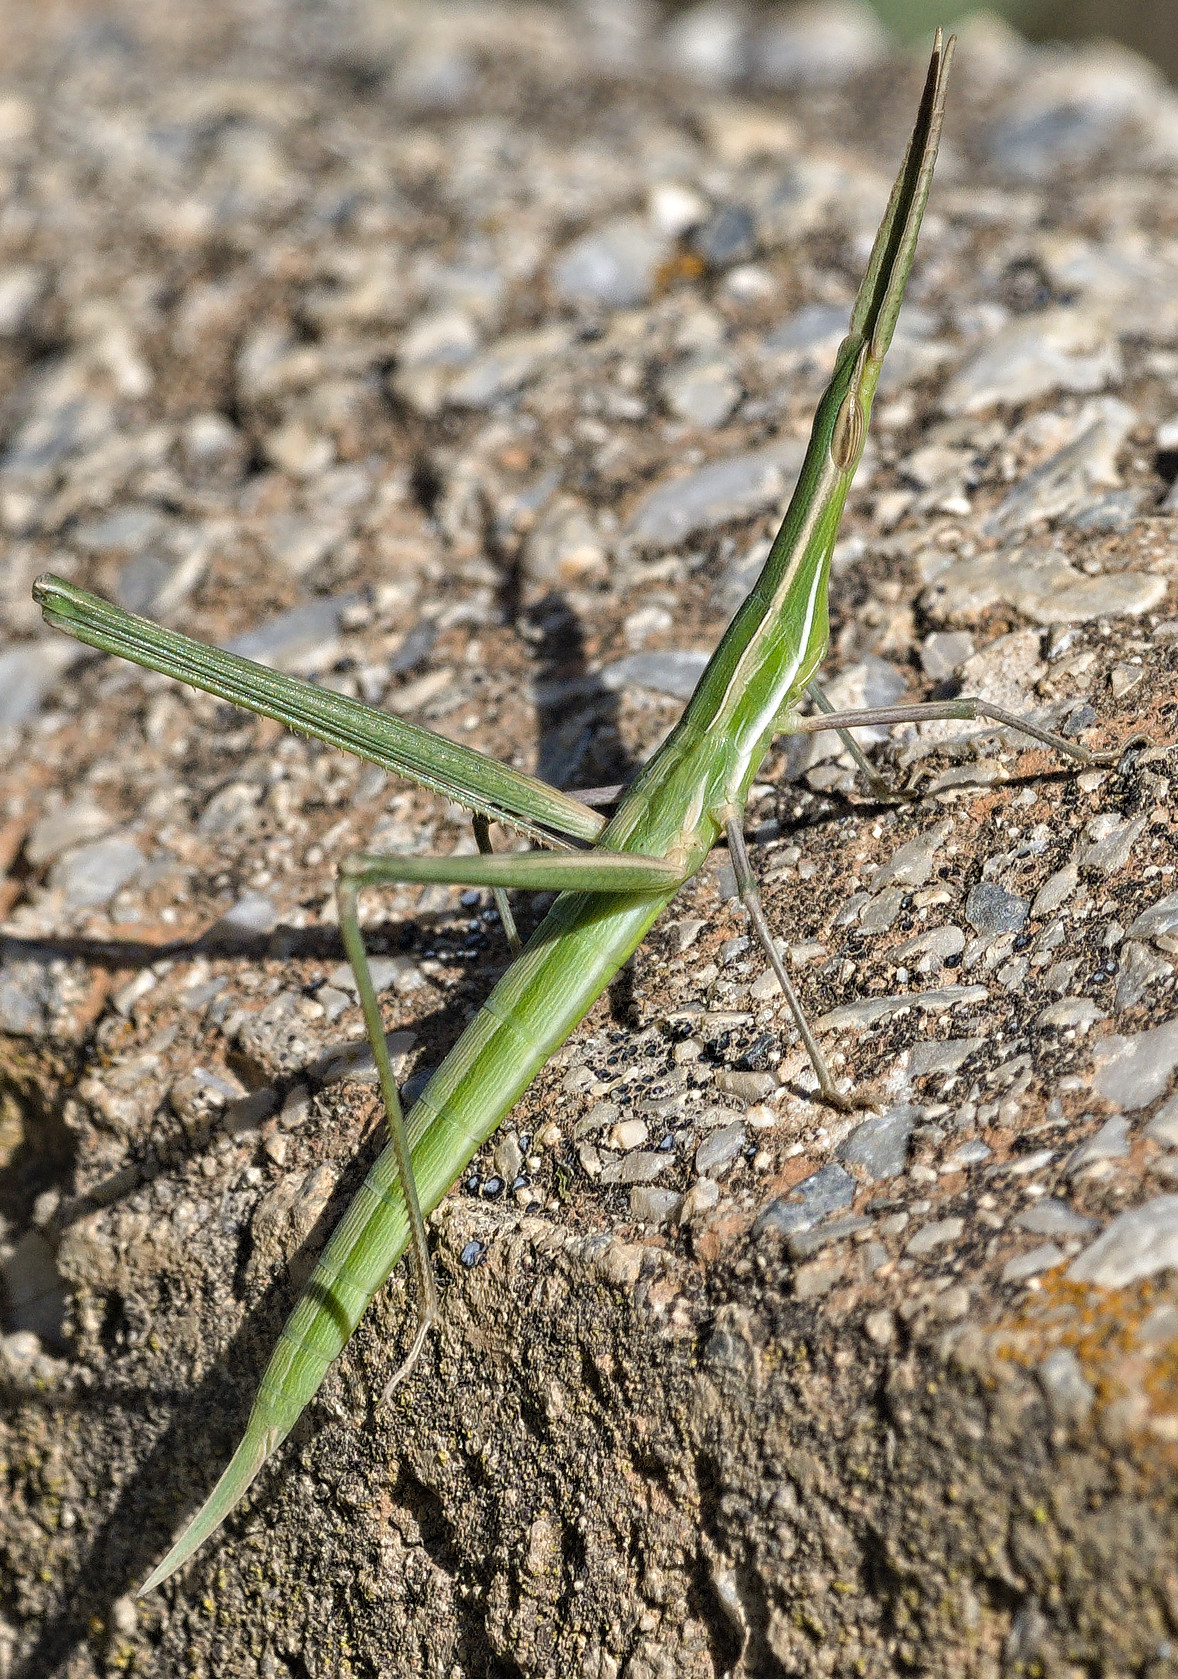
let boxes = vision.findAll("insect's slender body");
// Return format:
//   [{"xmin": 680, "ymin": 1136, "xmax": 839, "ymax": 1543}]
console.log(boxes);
[
  {"xmin": 38, "ymin": 38, "xmax": 1129, "ymax": 1590},
  {"xmin": 181, "ymin": 360, "xmax": 871, "ymax": 1546}
]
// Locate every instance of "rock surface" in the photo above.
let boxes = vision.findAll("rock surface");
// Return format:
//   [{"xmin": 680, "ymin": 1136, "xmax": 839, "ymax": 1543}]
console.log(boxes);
[{"xmin": 2, "ymin": 6, "xmax": 1178, "ymax": 1678}]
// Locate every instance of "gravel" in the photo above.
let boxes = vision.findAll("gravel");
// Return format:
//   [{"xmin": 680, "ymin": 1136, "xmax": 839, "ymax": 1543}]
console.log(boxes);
[
  {"xmin": 1015, "ymin": 1199, "xmax": 1095, "ymax": 1238},
  {"xmin": 753, "ymin": 1162, "xmax": 856, "ymax": 1239},
  {"xmin": 837, "ymin": 1106, "xmax": 915, "ymax": 1180},
  {"xmin": 1066, "ymin": 1116, "xmax": 1132, "ymax": 1174},
  {"xmin": 965, "ymin": 882, "xmax": 1029, "ymax": 939},
  {"xmin": 906, "ymin": 1216, "xmax": 964, "ymax": 1256},
  {"xmin": 598, "ymin": 649, "xmax": 711, "ymax": 700},
  {"xmin": 3, "ymin": 5, "xmax": 1178, "ymax": 1672},
  {"xmin": 1069, "ymin": 1194, "xmax": 1178, "ymax": 1288},
  {"xmin": 1037, "ymin": 1347, "xmax": 1095, "ymax": 1425},
  {"xmin": 694, "ymin": 1121, "xmax": 746, "ymax": 1176},
  {"xmin": 1092, "ymin": 1018, "xmax": 1178, "ymax": 1110},
  {"xmin": 1127, "ymin": 891, "xmax": 1178, "ymax": 944},
  {"xmin": 47, "ymin": 836, "xmax": 142, "ymax": 909},
  {"xmin": 623, "ymin": 439, "xmax": 805, "ymax": 550},
  {"xmin": 1001, "ymin": 1241, "xmax": 1066, "ymax": 1283},
  {"xmin": 0, "ymin": 640, "xmax": 77, "ymax": 724}
]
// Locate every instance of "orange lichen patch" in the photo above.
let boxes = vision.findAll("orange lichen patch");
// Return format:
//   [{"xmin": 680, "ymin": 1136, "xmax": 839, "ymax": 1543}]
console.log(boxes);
[
  {"xmin": 1144, "ymin": 1333, "xmax": 1178, "ymax": 1430},
  {"xmin": 653, "ymin": 250, "xmax": 706, "ymax": 293},
  {"xmin": 991, "ymin": 1271, "xmax": 1178, "ymax": 1459}
]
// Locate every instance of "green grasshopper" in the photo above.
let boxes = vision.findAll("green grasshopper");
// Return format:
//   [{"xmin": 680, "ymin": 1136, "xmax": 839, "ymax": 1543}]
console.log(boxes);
[{"xmin": 32, "ymin": 33, "xmax": 1126, "ymax": 1591}]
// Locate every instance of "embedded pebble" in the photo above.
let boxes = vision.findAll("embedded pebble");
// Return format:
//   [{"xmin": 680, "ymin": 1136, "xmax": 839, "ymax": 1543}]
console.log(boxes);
[
  {"xmin": 793, "ymin": 1257, "xmax": 844, "ymax": 1300},
  {"xmin": 263, "ymin": 514, "xmax": 340, "ymax": 580},
  {"xmin": 663, "ymin": 3, "xmax": 747, "ymax": 88},
  {"xmin": 1031, "ymin": 864, "xmax": 1080, "ymax": 919},
  {"xmin": 0, "ymin": 641, "xmax": 75, "ymax": 725},
  {"xmin": 1036, "ymin": 998, "xmax": 1106, "ymax": 1031},
  {"xmin": 448, "ymin": 325, "xmax": 573, "ymax": 409},
  {"xmin": 965, "ymin": 882, "xmax": 1028, "ymax": 940},
  {"xmin": 623, "ymin": 440, "xmax": 805, "ymax": 551},
  {"xmin": 921, "ymin": 546, "xmax": 1166, "ymax": 627},
  {"xmin": 1079, "ymin": 814, "xmax": 1146, "ymax": 877},
  {"xmin": 907, "ymin": 1038, "xmax": 982, "ymax": 1078},
  {"xmin": 609, "ymin": 1119, "xmax": 649, "ymax": 1153},
  {"xmin": 864, "ymin": 1307, "xmax": 894, "ymax": 1346},
  {"xmin": 755, "ymin": 0, "xmax": 885, "ymax": 86},
  {"xmin": 1, "ymin": 1229, "xmax": 67, "ymax": 1347},
  {"xmin": 762, "ymin": 302, "xmax": 846, "ymax": 370},
  {"xmin": 1002, "ymin": 1242, "xmax": 1065, "ymax": 1284},
  {"xmin": 987, "ymin": 47, "xmax": 1164, "ymax": 180},
  {"xmin": 695, "ymin": 1121, "xmax": 746, "ymax": 1177},
  {"xmin": 552, "ymin": 221, "xmax": 668, "ymax": 309},
  {"xmin": 0, "ymin": 263, "xmax": 43, "ymax": 335},
  {"xmin": 1015, "ymin": 1199, "xmax": 1094, "ymax": 1238},
  {"xmin": 73, "ymin": 504, "xmax": 167, "ymax": 556},
  {"xmin": 997, "ymin": 1149, "xmax": 1057, "ymax": 1178},
  {"xmin": 941, "ymin": 308, "xmax": 1120, "ymax": 414},
  {"xmin": 1091, "ymin": 1018, "xmax": 1178, "ymax": 1111},
  {"xmin": 713, "ymin": 1070, "xmax": 776, "ymax": 1103},
  {"xmin": 858, "ymin": 889, "xmax": 904, "ymax": 935},
  {"xmin": 889, "ymin": 925, "xmax": 965, "ymax": 972},
  {"xmin": 905, "ymin": 1216, "xmax": 964, "ymax": 1257},
  {"xmin": 692, "ymin": 204, "xmax": 756, "ymax": 271},
  {"xmin": 787, "ymin": 1212, "xmax": 871, "ymax": 1261},
  {"xmin": 522, "ymin": 499, "xmax": 609, "ymax": 589},
  {"xmin": 920, "ymin": 631, "xmax": 974, "ymax": 680},
  {"xmin": 680, "ymin": 1176, "xmax": 722, "ymax": 1222},
  {"xmin": 815, "ymin": 985, "xmax": 989, "ymax": 1034},
  {"xmin": 837, "ymin": 1107, "xmax": 914, "ymax": 1181},
  {"xmin": 1126, "ymin": 891, "xmax": 1178, "ymax": 944},
  {"xmin": 1066, "ymin": 1116, "xmax": 1130, "ymax": 1175},
  {"xmin": 942, "ymin": 1139, "xmax": 992, "ymax": 1171},
  {"xmin": 327, "ymin": 957, "xmax": 426, "ymax": 998},
  {"xmin": 1037, "ymin": 1347, "xmax": 1094, "ymax": 1425},
  {"xmin": 1115, "ymin": 942, "xmax": 1173, "ymax": 1014},
  {"xmin": 493, "ymin": 1135, "xmax": 524, "ymax": 1184},
  {"xmin": 982, "ymin": 398, "xmax": 1135, "ymax": 537},
  {"xmin": 870, "ymin": 820, "xmax": 954, "ymax": 895},
  {"xmin": 600, "ymin": 1151, "xmax": 672, "ymax": 1186},
  {"xmin": 169, "ymin": 1066, "xmax": 246, "ymax": 1126},
  {"xmin": 1145, "ymin": 1096, "xmax": 1178, "ymax": 1148},
  {"xmin": 210, "ymin": 892, "xmax": 280, "ymax": 944},
  {"xmin": 1070, "ymin": 489, "xmax": 1147, "ymax": 532},
  {"xmin": 752, "ymin": 1162, "xmax": 855, "ymax": 1239},
  {"xmin": 661, "ymin": 355, "xmax": 741, "ymax": 428},
  {"xmin": 48, "ymin": 836, "xmax": 142, "ymax": 909},
  {"xmin": 25, "ymin": 801, "xmax": 115, "ymax": 868},
  {"xmin": 630, "ymin": 1187, "xmax": 683, "ymax": 1225},
  {"xmin": 1137, "ymin": 1303, "xmax": 1178, "ymax": 1346},
  {"xmin": 1069, "ymin": 1194, "xmax": 1178, "ymax": 1288},
  {"xmin": 598, "ymin": 650, "xmax": 710, "ymax": 701},
  {"xmin": 223, "ymin": 597, "xmax": 354, "ymax": 669},
  {"xmin": 0, "ymin": 951, "xmax": 57, "ymax": 1036},
  {"xmin": 397, "ymin": 308, "xmax": 479, "ymax": 373}
]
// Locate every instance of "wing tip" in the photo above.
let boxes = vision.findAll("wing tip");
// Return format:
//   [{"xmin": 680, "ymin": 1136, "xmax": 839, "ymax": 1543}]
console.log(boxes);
[{"xmin": 138, "ymin": 1425, "xmax": 279, "ymax": 1596}]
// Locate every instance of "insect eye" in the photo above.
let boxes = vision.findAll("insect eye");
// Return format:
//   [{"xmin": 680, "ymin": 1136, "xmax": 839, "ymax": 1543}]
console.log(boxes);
[{"xmin": 831, "ymin": 389, "xmax": 865, "ymax": 472}]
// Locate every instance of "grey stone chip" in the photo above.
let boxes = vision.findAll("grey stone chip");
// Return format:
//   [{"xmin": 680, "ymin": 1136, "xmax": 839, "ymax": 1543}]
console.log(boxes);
[
  {"xmin": 753, "ymin": 1162, "xmax": 856, "ymax": 1240},
  {"xmin": 1069, "ymin": 1194, "xmax": 1178, "ymax": 1288}
]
